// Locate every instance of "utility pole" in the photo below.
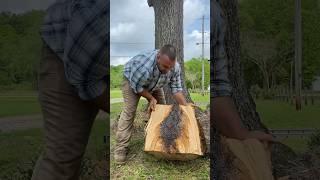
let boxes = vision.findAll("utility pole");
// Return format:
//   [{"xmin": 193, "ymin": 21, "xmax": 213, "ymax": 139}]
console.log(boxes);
[
  {"xmin": 201, "ymin": 15, "xmax": 205, "ymax": 96},
  {"xmin": 290, "ymin": 61, "xmax": 293, "ymax": 105},
  {"xmin": 294, "ymin": 0, "xmax": 302, "ymax": 111}
]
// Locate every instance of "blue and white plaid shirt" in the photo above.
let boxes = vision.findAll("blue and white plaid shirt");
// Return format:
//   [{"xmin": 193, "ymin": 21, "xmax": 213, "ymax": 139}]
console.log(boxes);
[
  {"xmin": 40, "ymin": 0, "xmax": 108, "ymax": 100},
  {"xmin": 124, "ymin": 50, "xmax": 183, "ymax": 94},
  {"xmin": 212, "ymin": 1, "xmax": 232, "ymax": 97}
]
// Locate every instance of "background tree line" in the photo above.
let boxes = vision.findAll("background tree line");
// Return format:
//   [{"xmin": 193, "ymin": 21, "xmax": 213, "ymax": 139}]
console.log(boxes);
[
  {"xmin": 0, "ymin": 10, "xmax": 44, "ymax": 90},
  {"xmin": 1, "ymin": 0, "xmax": 319, "ymax": 94},
  {"xmin": 110, "ymin": 58, "xmax": 210, "ymax": 90},
  {"xmin": 239, "ymin": 0, "xmax": 320, "ymax": 97}
]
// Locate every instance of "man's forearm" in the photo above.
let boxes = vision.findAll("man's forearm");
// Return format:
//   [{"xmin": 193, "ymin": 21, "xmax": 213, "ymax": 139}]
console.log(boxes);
[
  {"xmin": 212, "ymin": 96, "xmax": 249, "ymax": 139},
  {"xmin": 173, "ymin": 91, "xmax": 187, "ymax": 105},
  {"xmin": 138, "ymin": 89, "xmax": 154, "ymax": 101}
]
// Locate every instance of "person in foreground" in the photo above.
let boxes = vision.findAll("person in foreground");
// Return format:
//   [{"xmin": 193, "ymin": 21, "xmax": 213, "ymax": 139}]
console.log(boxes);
[
  {"xmin": 114, "ymin": 44, "xmax": 188, "ymax": 164},
  {"xmin": 32, "ymin": 0, "xmax": 108, "ymax": 179}
]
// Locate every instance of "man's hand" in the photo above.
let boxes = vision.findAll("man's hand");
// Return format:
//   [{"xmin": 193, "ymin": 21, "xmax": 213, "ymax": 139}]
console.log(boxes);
[
  {"xmin": 137, "ymin": 89, "xmax": 158, "ymax": 114},
  {"xmin": 173, "ymin": 91, "xmax": 187, "ymax": 105},
  {"xmin": 147, "ymin": 97, "xmax": 157, "ymax": 113}
]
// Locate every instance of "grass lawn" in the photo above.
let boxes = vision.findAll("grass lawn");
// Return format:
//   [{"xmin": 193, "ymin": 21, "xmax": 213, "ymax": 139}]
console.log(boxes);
[
  {"xmin": 0, "ymin": 119, "xmax": 107, "ymax": 179},
  {"xmin": 110, "ymin": 89, "xmax": 123, "ymax": 99},
  {"xmin": 256, "ymin": 99, "xmax": 320, "ymax": 153},
  {"xmin": 110, "ymin": 100, "xmax": 209, "ymax": 179},
  {"xmin": 0, "ymin": 96, "xmax": 41, "ymax": 118},
  {"xmin": 256, "ymin": 99, "xmax": 320, "ymax": 129},
  {"xmin": 190, "ymin": 92, "xmax": 210, "ymax": 102},
  {"xmin": 111, "ymin": 90, "xmax": 210, "ymax": 102},
  {"xmin": 278, "ymin": 138, "xmax": 309, "ymax": 153},
  {"xmin": 111, "ymin": 89, "xmax": 209, "ymax": 110},
  {"xmin": 2, "ymin": 90, "xmax": 320, "ymax": 177}
]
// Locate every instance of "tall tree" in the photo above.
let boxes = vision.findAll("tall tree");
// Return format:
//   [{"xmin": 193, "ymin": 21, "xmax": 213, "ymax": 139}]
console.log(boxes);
[
  {"xmin": 147, "ymin": 0, "xmax": 188, "ymax": 104},
  {"xmin": 147, "ymin": 0, "xmax": 210, "ymax": 151},
  {"xmin": 216, "ymin": 0, "xmax": 297, "ymax": 178}
]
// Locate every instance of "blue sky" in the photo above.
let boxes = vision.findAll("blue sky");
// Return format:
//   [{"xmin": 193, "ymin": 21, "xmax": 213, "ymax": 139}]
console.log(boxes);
[{"xmin": 110, "ymin": 0, "xmax": 210, "ymax": 66}]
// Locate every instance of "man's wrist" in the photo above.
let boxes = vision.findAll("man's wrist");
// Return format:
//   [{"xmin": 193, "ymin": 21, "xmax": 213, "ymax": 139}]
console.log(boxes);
[
  {"xmin": 173, "ymin": 91, "xmax": 187, "ymax": 105},
  {"xmin": 138, "ymin": 89, "xmax": 154, "ymax": 102},
  {"xmin": 148, "ymin": 96, "xmax": 155, "ymax": 102}
]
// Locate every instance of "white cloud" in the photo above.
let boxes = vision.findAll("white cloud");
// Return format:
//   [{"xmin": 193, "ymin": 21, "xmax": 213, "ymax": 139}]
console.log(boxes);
[
  {"xmin": 184, "ymin": 0, "xmax": 206, "ymax": 27},
  {"xmin": 110, "ymin": 0, "xmax": 210, "ymax": 65},
  {"xmin": 111, "ymin": 23, "xmax": 137, "ymax": 38},
  {"xmin": 184, "ymin": 30, "xmax": 210, "ymax": 61},
  {"xmin": 110, "ymin": 0, "xmax": 155, "ymax": 65}
]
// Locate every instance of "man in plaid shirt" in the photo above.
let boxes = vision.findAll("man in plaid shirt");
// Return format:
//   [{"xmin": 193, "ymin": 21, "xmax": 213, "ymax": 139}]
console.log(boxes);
[
  {"xmin": 212, "ymin": 0, "xmax": 274, "ymax": 142},
  {"xmin": 32, "ymin": 0, "xmax": 108, "ymax": 179},
  {"xmin": 114, "ymin": 44, "xmax": 188, "ymax": 164}
]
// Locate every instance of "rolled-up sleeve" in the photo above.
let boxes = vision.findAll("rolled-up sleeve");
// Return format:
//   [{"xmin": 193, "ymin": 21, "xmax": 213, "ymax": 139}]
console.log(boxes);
[
  {"xmin": 170, "ymin": 64, "xmax": 183, "ymax": 94},
  {"xmin": 212, "ymin": 1, "xmax": 232, "ymax": 98}
]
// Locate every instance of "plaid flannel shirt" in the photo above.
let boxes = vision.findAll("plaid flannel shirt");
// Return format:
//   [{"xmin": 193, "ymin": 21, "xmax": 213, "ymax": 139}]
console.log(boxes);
[
  {"xmin": 212, "ymin": 1, "xmax": 232, "ymax": 97},
  {"xmin": 40, "ymin": 0, "xmax": 109, "ymax": 100},
  {"xmin": 124, "ymin": 50, "xmax": 183, "ymax": 94}
]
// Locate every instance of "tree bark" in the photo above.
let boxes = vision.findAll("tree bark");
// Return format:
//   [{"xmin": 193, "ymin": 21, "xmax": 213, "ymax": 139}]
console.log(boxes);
[
  {"xmin": 148, "ymin": 0, "xmax": 190, "ymax": 104},
  {"xmin": 217, "ymin": 0, "xmax": 297, "ymax": 178},
  {"xmin": 148, "ymin": 0, "xmax": 210, "ymax": 152}
]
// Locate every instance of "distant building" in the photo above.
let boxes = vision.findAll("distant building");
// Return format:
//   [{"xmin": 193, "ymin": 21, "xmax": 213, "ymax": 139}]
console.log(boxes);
[{"xmin": 312, "ymin": 76, "xmax": 320, "ymax": 91}]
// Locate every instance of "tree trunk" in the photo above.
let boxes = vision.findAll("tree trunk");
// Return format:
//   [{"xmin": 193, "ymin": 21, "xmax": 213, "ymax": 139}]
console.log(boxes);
[
  {"xmin": 263, "ymin": 68, "xmax": 270, "ymax": 94},
  {"xmin": 220, "ymin": 0, "xmax": 267, "ymax": 131},
  {"xmin": 148, "ymin": 0, "xmax": 210, "ymax": 152},
  {"xmin": 217, "ymin": 0, "xmax": 297, "ymax": 178},
  {"xmin": 148, "ymin": 0, "xmax": 190, "ymax": 104}
]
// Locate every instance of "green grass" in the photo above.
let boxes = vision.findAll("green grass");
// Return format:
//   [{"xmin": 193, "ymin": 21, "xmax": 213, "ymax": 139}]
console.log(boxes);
[
  {"xmin": 111, "ymin": 89, "xmax": 123, "ymax": 99},
  {"xmin": 0, "ymin": 96, "xmax": 41, "ymax": 117},
  {"xmin": 2, "ymin": 90, "xmax": 320, "ymax": 177},
  {"xmin": 110, "ymin": 143, "xmax": 209, "ymax": 179},
  {"xmin": 0, "ymin": 128, "xmax": 43, "ymax": 175},
  {"xmin": 0, "ymin": 119, "xmax": 107, "ymax": 178},
  {"xmin": 111, "ymin": 90, "xmax": 209, "ymax": 102},
  {"xmin": 278, "ymin": 138, "xmax": 309, "ymax": 153},
  {"xmin": 256, "ymin": 99, "xmax": 320, "ymax": 129},
  {"xmin": 110, "ymin": 102, "xmax": 123, "ymax": 120},
  {"xmin": 190, "ymin": 92, "xmax": 209, "ymax": 102},
  {"xmin": 0, "ymin": 90, "xmax": 37, "ymax": 96},
  {"xmin": 111, "ymin": 98, "xmax": 320, "ymax": 179},
  {"xmin": 256, "ymin": 99, "xmax": 320, "ymax": 153},
  {"xmin": 110, "ymin": 101, "xmax": 209, "ymax": 179}
]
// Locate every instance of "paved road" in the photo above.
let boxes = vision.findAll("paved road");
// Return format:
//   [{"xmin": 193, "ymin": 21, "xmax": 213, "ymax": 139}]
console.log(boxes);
[{"xmin": 110, "ymin": 98, "xmax": 123, "ymax": 104}]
